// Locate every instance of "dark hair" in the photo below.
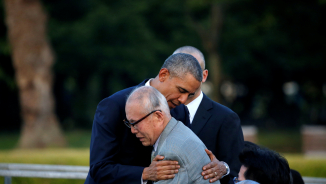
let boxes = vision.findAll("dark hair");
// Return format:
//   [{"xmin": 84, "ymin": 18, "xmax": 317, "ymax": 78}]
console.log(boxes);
[
  {"xmin": 161, "ymin": 53, "xmax": 202, "ymax": 82},
  {"xmin": 239, "ymin": 146, "xmax": 291, "ymax": 184}
]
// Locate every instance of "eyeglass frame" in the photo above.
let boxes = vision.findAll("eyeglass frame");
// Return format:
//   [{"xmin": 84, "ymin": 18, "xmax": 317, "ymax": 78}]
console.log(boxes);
[{"xmin": 124, "ymin": 110, "xmax": 162, "ymax": 129}]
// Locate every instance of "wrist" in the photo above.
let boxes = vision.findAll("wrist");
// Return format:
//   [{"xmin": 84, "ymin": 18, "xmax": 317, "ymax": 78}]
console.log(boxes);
[
  {"xmin": 220, "ymin": 161, "xmax": 230, "ymax": 178},
  {"xmin": 142, "ymin": 167, "xmax": 149, "ymax": 180}
]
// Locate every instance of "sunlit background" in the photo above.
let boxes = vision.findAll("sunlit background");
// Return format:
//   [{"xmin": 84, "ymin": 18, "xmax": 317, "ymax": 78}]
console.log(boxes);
[{"xmin": 0, "ymin": 0, "xmax": 326, "ymax": 183}]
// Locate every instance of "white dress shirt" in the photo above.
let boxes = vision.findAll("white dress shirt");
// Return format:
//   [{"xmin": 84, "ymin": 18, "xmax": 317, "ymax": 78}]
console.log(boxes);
[
  {"xmin": 186, "ymin": 91, "xmax": 203, "ymax": 124},
  {"xmin": 145, "ymin": 79, "xmax": 152, "ymax": 86}
]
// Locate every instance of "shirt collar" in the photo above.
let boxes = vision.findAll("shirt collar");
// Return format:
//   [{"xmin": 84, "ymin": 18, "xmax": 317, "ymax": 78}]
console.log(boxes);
[
  {"xmin": 153, "ymin": 134, "xmax": 161, "ymax": 152},
  {"xmin": 186, "ymin": 91, "xmax": 203, "ymax": 124},
  {"xmin": 145, "ymin": 79, "xmax": 153, "ymax": 86}
]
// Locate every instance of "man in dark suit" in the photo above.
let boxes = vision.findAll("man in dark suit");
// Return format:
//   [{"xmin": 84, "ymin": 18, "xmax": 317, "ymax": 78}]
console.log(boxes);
[
  {"xmin": 171, "ymin": 46, "xmax": 244, "ymax": 184},
  {"xmin": 85, "ymin": 53, "xmax": 223, "ymax": 184}
]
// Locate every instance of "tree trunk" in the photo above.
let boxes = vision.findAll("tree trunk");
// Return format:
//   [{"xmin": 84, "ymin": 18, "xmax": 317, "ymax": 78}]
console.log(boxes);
[
  {"xmin": 4, "ymin": 0, "xmax": 66, "ymax": 148},
  {"xmin": 188, "ymin": 3, "xmax": 224, "ymax": 103}
]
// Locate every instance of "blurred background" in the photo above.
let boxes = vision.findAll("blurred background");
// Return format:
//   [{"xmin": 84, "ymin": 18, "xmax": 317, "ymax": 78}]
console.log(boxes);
[{"xmin": 0, "ymin": 0, "xmax": 326, "ymax": 182}]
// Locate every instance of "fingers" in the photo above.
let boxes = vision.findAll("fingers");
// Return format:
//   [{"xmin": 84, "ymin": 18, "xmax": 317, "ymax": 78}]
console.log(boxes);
[
  {"xmin": 202, "ymin": 167, "xmax": 215, "ymax": 177},
  {"xmin": 209, "ymin": 176, "xmax": 219, "ymax": 183},
  {"xmin": 202, "ymin": 161, "xmax": 217, "ymax": 171},
  {"xmin": 202, "ymin": 168, "xmax": 223, "ymax": 181},
  {"xmin": 153, "ymin": 155, "xmax": 165, "ymax": 161},
  {"xmin": 145, "ymin": 157, "xmax": 180, "ymax": 181},
  {"xmin": 158, "ymin": 164, "xmax": 180, "ymax": 175},
  {"xmin": 205, "ymin": 148, "xmax": 212, "ymax": 155},
  {"xmin": 205, "ymin": 149, "xmax": 216, "ymax": 161},
  {"xmin": 157, "ymin": 173, "xmax": 176, "ymax": 181}
]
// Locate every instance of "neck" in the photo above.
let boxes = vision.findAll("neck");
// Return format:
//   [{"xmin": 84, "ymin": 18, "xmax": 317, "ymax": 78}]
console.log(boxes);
[{"xmin": 150, "ymin": 76, "xmax": 160, "ymax": 90}]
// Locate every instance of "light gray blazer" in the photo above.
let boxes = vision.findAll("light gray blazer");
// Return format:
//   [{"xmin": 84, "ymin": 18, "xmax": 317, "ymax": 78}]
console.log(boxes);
[{"xmin": 154, "ymin": 117, "xmax": 220, "ymax": 184}]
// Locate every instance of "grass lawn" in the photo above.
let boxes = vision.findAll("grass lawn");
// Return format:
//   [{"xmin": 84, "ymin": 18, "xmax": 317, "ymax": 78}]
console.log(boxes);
[
  {"xmin": 0, "ymin": 149, "xmax": 89, "ymax": 184},
  {"xmin": 0, "ymin": 129, "xmax": 325, "ymax": 184}
]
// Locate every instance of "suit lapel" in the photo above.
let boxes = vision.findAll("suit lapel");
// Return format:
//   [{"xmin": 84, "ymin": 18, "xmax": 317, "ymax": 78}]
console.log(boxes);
[{"xmin": 191, "ymin": 94, "xmax": 213, "ymax": 135}]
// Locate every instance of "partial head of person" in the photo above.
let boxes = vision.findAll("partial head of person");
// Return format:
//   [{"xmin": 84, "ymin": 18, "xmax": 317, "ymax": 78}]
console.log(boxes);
[
  {"xmin": 125, "ymin": 86, "xmax": 171, "ymax": 146},
  {"xmin": 235, "ymin": 147, "xmax": 291, "ymax": 184},
  {"xmin": 172, "ymin": 46, "xmax": 208, "ymax": 104},
  {"xmin": 152, "ymin": 53, "xmax": 203, "ymax": 109}
]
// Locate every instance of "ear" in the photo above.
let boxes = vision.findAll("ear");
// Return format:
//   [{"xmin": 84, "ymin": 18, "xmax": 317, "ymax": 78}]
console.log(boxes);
[
  {"xmin": 154, "ymin": 110, "xmax": 165, "ymax": 125},
  {"xmin": 158, "ymin": 68, "xmax": 170, "ymax": 82},
  {"xmin": 202, "ymin": 69, "xmax": 208, "ymax": 83}
]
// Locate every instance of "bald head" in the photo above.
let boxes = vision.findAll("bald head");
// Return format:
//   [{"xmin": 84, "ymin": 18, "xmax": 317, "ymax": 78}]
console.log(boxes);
[
  {"xmin": 125, "ymin": 86, "xmax": 171, "ymax": 146},
  {"xmin": 173, "ymin": 46, "xmax": 205, "ymax": 70},
  {"xmin": 126, "ymin": 86, "xmax": 170, "ymax": 117}
]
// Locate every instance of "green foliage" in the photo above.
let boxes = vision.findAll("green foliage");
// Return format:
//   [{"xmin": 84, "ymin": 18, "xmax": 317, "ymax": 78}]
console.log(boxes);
[{"xmin": 1, "ymin": 0, "xmax": 325, "ymax": 131}]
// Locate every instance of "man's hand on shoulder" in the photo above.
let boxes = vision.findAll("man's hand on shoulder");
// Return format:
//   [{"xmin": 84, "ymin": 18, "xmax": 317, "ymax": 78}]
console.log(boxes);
[
  {"xmin": 202, "ymin": 149, "xmax": 227, "ymax": 183},
  {"xmin": 142, "ymin": 155, "xmax": 180, "ymax": 182}
]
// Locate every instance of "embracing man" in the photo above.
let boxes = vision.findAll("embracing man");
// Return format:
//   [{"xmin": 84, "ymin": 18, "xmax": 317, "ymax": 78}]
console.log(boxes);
[{"xmin": 85, "ymin": 53, "xmax": 225, "ymax": 184}]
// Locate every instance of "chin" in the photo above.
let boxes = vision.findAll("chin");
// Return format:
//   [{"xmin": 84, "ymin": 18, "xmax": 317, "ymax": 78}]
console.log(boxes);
[{"xmin": 142, "ymin": 142, "xmax": 150, "ymax": 146}]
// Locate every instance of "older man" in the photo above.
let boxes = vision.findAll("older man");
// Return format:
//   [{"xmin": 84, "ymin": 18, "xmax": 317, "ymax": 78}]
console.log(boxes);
[
  {"xmin": 125, "ymin": 86, "xmax": 220, "ymax": 184},
  {"xmin": 85, "ymin": 53, "xmax": 222, "ymax": 184}
]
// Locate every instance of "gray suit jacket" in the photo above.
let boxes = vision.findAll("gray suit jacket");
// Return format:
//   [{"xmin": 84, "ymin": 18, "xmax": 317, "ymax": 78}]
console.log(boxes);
[{"xmin": 154, "ymin": 118, "xmax": 220, "ymax": 184}]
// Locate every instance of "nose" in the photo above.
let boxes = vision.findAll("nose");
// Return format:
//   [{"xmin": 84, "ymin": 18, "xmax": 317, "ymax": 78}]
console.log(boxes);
[
  {"xmin": 130, "ymin": 126, "xmax": 138, "ymax": 134},
  {"xmin": 178, "ymin": 94, "xmax": 188, "ymax": 104}
]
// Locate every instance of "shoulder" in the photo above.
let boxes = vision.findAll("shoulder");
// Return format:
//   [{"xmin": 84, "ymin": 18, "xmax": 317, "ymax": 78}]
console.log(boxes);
[
  {"xmin": 204, "ymin": 95, "xmax": 234, "ymax": 114},
  {"xmin": 164, "ymin": 122, "xmax": 208, "ymax": 158},
  {"xmin": 93, "ymin": 85, "xmax": 139, "ymax": 127},
  {"xmin": 202, "ymin": 94, "xmax": 239, "ymax": 121}
]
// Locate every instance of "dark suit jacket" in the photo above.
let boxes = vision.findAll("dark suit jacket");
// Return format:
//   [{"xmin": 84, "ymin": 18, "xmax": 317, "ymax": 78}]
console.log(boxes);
[
  {"xmin": 171, "ymin": 93, "xmax": 244, "ymax": 184},
  {"xmin": 85, "ymin": 80, "xmax": 152, "ymax": 184}
]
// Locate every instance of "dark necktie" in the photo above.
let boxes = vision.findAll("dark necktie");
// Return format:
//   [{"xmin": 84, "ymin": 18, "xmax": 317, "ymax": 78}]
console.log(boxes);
[{"xmin": 184, "ymin": 106, "xmax": 191, "ymax": 128}]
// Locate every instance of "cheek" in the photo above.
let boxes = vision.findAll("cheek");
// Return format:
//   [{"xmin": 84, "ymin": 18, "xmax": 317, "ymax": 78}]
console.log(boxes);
[{"xmin": 166, "ymin": 92, "xmax": 180, "ymax": 101}]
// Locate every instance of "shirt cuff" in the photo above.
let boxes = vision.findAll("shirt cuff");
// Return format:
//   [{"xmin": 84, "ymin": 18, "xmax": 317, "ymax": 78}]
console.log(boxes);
[{"xmin": 142, "ymin": 174, "xmax": 148, "ymax": 184}]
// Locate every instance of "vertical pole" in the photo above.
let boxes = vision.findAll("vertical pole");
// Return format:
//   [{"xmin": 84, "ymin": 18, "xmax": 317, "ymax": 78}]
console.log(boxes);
[{"xmin": 4, "ymin": 176, "xmax": 12, "ymax": 184}]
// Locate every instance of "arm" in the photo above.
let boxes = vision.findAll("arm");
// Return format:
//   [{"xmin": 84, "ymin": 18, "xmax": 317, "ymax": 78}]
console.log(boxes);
[
  {"xmin": 89, "ymin": 98, "xmax": 145, "ymax": 184},
  {"xmin": 201, "ymin": 112, "xmax": 243, "ymax": 184},
  {"xmin": 89, "ymin": 97, "xmax": 180, "ymax": 184},
  {"xmin": 215, "ymin": 112, "xmax": 244, "ymax": 184}
]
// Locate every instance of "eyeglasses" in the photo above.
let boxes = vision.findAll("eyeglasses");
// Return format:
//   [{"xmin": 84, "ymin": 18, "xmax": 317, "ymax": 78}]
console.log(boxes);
[
  {"xmin": 124, "ymin": 110, "xmax": 162, "ymax": 129},
  {"xmin": 233, "ymin": 177, "xmax": 241, "ymax": 184}
]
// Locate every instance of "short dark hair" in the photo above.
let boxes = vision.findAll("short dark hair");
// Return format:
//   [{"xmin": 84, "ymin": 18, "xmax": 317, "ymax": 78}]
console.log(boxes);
[
  {"xmin": 239, "ymin": 147, "xmax": 290, "ymax": 184},
  {"xmin": 161, "ymin": 53, "xmax": 202, "ymax": 82}
]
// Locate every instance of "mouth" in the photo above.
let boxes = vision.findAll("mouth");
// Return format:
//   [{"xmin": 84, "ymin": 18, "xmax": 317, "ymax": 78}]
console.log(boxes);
[
  {"xmin": 136, "ymin": 136, "xmax": 144, "ymax": 141},
  {"xmin": 170, "ymin": 101, "xmax": 178, "ymax": 108}
]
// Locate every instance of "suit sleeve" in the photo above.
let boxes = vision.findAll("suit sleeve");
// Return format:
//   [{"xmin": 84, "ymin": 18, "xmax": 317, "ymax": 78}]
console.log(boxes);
[
  {"xmin": 88, "ymin": 98, "xmax": 144, "ymax": 184},
  {"xmin": 217, "ymin": 112, "xmax": 244, "ymax": 184}
]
